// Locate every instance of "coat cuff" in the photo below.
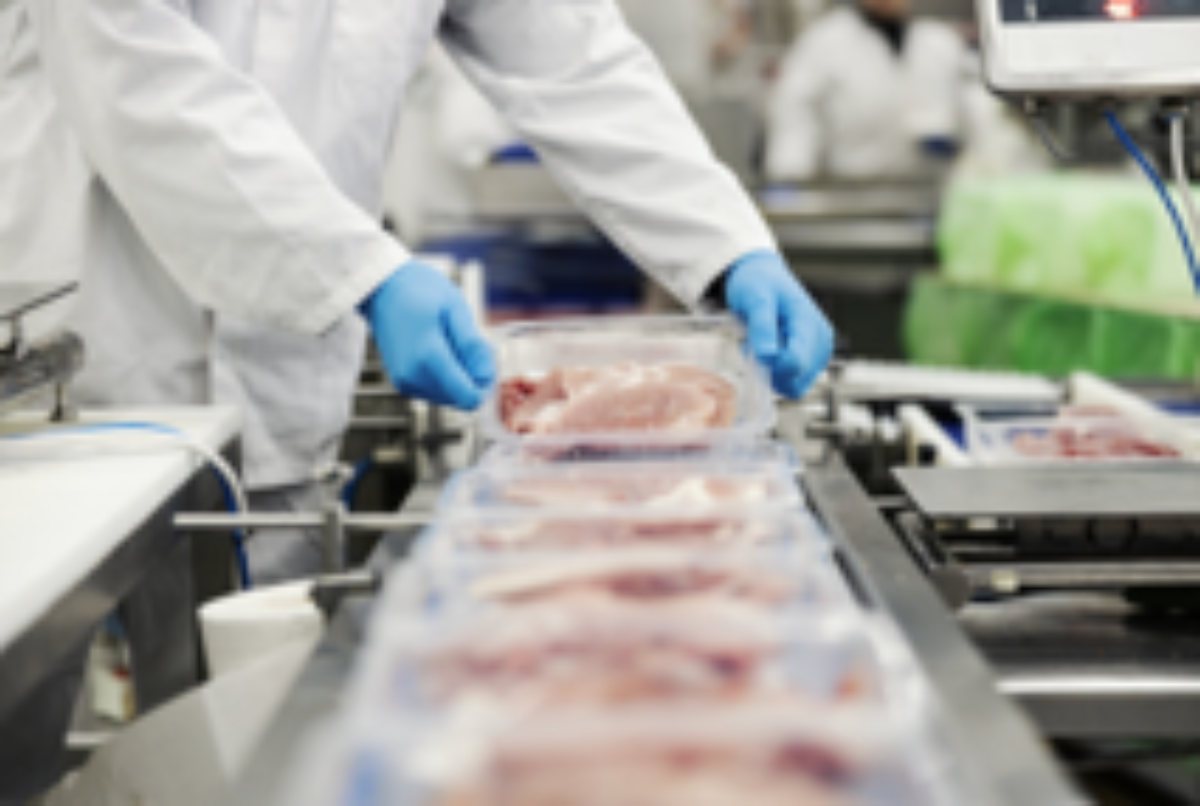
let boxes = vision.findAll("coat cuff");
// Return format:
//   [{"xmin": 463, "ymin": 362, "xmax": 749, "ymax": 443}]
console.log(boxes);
[
  {"xmin": 294, "ymin": 235, "xmax": 410, "ymax": 335},
  {"xmin": 673, "ymin": 234, "xmax": 778, "ymax": 315}
]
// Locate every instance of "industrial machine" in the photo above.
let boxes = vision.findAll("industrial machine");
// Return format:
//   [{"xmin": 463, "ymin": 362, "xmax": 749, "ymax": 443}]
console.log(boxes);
[
  {"xmin": 978, "ymin": 0, "xmax": 1200, "ymax": 102},
  {"xmin": 0, "ymin": 282, "xmax": 83, "ymax": 423}
]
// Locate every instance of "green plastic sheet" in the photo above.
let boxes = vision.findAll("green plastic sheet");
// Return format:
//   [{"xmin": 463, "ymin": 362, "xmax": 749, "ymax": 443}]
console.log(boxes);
[{"xmin": 905, "ymin": 276, "xmax": 1200, "ymax": 381}]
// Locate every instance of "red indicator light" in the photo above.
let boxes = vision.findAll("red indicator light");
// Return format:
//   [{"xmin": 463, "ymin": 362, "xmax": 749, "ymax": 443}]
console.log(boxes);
[{"xmin": 1105, "ymin": 0, "xmax": 1138, "ymax": 19}]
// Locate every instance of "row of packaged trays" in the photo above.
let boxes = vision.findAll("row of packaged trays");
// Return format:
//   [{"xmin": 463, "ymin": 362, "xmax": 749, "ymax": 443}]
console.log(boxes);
[
  {"xmin": 292, "ymin": 520, "xmax": 962, "ymax": 801},
  {"xmin": 300, "ymin": 541, "xmax": 959, "ymax": 806}
]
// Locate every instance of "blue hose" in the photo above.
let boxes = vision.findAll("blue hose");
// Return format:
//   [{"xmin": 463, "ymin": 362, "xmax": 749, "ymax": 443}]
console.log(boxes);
[
  {"xmin": 2, "ymin": 421, "xmax": 253, "ymax": 589},
  {"xmin": 1105, "ymin": 110, "xmax": 1200, "ymax": 295}
]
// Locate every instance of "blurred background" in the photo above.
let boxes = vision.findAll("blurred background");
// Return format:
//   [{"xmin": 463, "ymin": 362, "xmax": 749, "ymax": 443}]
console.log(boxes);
[{"xmin": 383, "ymin": 0, "xmax": 1200, "ymax": 388}]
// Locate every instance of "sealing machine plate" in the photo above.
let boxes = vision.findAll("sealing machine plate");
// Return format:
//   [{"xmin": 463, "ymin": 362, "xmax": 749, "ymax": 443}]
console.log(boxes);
[{"xmin": 894, "ymin": 466, "xmax": 1200, "ymax": 521}]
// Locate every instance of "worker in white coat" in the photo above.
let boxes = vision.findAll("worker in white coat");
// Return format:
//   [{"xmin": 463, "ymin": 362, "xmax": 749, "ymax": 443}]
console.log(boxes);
[
  {"xmin": 766, "ymin": 0, "xmax": 969, "ymax": 182},
  {"xmin": 0, "ymin": 1, "xmax": 833, "ymax": 799}
]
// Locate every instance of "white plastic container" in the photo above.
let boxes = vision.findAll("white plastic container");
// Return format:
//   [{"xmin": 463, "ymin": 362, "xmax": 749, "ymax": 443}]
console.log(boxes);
[
  {"xmin": 480, "ymin": 315, "xmax": 775, "ymax": 446},
  {"xmin": 411, "ymin": 507, "xmax": 823, "ymax": 558},
  {"xmin": 477, "ymin": 435, "xmax": 800, "ymax": 469},
  {"xmin": 436, "ymin": 461, "xmax": 804, "ymax": 514},
  {"xmin": 400, "ymin": 543, "xmax": 849, "ymax": 618},
  {"xmin": 348, "ymin": 608, "xmax": 888, "ymax": 725},
  {"xmin": 286, "ymin": 703, "xmax": 953, "ymax": 806}
]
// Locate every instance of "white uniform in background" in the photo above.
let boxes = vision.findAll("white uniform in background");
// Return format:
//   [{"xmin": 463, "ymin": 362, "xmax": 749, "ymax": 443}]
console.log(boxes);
[
  {"xmin": 386, "ymin": 50, "xmax": 519, "ymax": 246},
  {"xmin": 1, "ymin": 0, "xmax": 773, "ymax": 572},
  {"xmin": 765, "ymin": 5, "xmax": 967, "ymax": 181},
  {"xmin": 614, "ymin": 0, "xmax": 716, "ymax": 101}
]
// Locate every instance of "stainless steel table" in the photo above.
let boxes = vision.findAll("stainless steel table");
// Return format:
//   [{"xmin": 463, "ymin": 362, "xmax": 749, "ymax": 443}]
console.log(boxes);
[{"xmin": 0, "ymin": 410, "xmax": 240, "ymax": 726}]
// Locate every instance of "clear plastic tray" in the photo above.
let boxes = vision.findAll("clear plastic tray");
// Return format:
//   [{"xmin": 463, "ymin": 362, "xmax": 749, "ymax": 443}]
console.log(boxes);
[
  {"xmin": 411, "ymin": 507, "xmax": 823, "ymax": 557},
  {"xmin": 286, "ymin": 704, "xmax": 951, "ymax": 806},
  {"xmin": 477, "ymin": 435, "xmax": 800, "ymax": 469},
  {"xmin": 437, "ymin": 461, "xmax": 804, "ymax": 513},
  {"xmin": 349, "ymin": 608, "xmax": 887, "ymax": 724},
  {"xmin": 401, "ymin": 544, "xmax": 849, "ymax": 617},
  {"xmin": 967, "ymin": 412, "xmax": 1185, "ymax": 465},
  {"xmin": 479, "ymin": 315, "xmax": 775, "ymax": 446}
]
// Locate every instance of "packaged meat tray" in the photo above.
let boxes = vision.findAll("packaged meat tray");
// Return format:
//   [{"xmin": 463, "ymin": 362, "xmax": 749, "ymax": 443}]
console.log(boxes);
[
  {"xmin": 478, "ymin": 435, "xmax": 800, "ymax": 469},
  {"xmin": 412, "ymin": 507, "xmax": 822, "ymax": 556},
  {"xmin": 403, "ymin": 544, "xmax": 849, "ymax": 617},
  {"xmin": 968, "ymin": 412, "xmax": 1184, "ymax": 464},
  {"xmin": 479, "ymin": 315, "xmax": 775, "ymax": 446},
  {"xmin": 437, "ymin": 462, "xmax": 804, "ymax": 513},
  {"xmin": 288, "ymin": 705, "xmax": 950, "ymax": 806},
  {"xmin": 350, "ymin": 605, "xmax": 886, "ymax": 722}
]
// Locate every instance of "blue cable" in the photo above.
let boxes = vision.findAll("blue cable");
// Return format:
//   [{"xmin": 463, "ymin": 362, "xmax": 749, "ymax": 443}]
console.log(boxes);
[
  {"xmin": 1105, "ymin": 110, "xmax": 1200, "ymax": 295},
  {"xmin": 2, "ymin": 421, "xmax": 253, "ymax": 589}
]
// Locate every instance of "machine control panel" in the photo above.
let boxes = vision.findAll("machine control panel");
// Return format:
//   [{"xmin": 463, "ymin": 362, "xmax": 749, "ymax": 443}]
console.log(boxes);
[{"xmin": 978, "ymin": 0, "xmax": 1200, "ymax": 99}]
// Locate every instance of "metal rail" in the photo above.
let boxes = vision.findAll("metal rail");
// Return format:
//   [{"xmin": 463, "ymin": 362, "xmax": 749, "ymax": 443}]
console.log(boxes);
[
  {"xmin": 175, "ymin": 512, "xmax": 436, "ymax": 532},
  {"xmin": 805, "ymin": 460, "xmax": 1086, "ymax": 806}
]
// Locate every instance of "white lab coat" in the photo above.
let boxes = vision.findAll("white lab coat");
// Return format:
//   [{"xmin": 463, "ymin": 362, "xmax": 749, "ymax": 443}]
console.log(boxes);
[
  {"xmin": 386, "ymin": 50, "xmax": 521, "ymax": 245},
  {"xmin": 0, "ymin": 0, "xmax": 774, "ymax": 490},
  {"xmin": 766, "ymin": 6, "xmax": 967, "ymax": 182}
]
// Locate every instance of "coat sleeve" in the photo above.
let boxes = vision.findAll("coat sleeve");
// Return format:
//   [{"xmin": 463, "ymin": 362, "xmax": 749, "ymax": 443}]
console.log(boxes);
[
  {"xmin": 440, "ymin": 0, "xmax": 776, "ymax": 308},
  {"xmin": 27, "ymin": 0, "xmax": 407, "ymax": 335},
  {"xmin": 765, "ymin": 34, "xmax": 827, "ymax": 182}
]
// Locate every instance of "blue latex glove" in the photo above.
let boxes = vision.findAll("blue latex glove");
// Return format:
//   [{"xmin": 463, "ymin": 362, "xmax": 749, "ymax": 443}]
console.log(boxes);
[
  {"xmin": 360, "ymin": 261, "xmax": 496, "ymax": 410},
  {"xmin": 725, "ymin": 250, "xmax": 833, "ymax": 399}
]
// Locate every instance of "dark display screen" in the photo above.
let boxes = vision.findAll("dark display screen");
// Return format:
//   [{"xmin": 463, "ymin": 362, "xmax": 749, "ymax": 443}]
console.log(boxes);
[{"xmin": 1002, "ymin": 0, "xmax": 1200, "ymax": 22}]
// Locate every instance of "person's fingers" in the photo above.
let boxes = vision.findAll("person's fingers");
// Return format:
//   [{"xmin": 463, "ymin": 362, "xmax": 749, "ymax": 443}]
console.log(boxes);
[
  {"xmin": 775, "ymin": 292, "xmax": 834, "ymax": 399},
  {"xmin": 738, "ymin": 291, "xmax": 781, "ymax": 366},
  {"xmin": 419, "ymin": 338, "xmax": 485, "ymax": 411},
  {"xmin": 444, "ymin": 296, "xmax": 496, "ymax": 387}
]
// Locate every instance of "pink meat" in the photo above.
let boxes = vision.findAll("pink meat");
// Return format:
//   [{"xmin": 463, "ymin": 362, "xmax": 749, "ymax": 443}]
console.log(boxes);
[
  {"xmin": 473, "ymin": 563, "xmax": 798, "ymax": 609},
  {"xmin": 499, "ymin": 363, "xmax": 737, "ymax": 435},
  {"xmin": 1012, "ymin": 423, "xmax": 1180, "ymax": 460},
  {"xmin": 415, "ymin": 603, "xmax": 787, "ymax": 711},
  {"xmin": 499, "ymin": 476, "xmax": 772, "ymax": 509},
  {"xmin": 441, "ymin": 734, "xmax": 858, "ymax": 806},
  {"xmin": 471, "ymin": 516, "xmax": 769, "ymax": 551}
]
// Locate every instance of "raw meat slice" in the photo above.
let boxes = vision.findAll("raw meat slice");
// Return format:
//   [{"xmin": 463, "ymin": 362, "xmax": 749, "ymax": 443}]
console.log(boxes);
[
  {"xmin": 498, "ymin": 475, "xmax": 774, "ymax": 510},
  {"xmin": 499, "ymin": 363, "xmax": 738, "ymax": 435},
  {"xmin": 438, "ymin": 721, "xmax": 862, "ymax": 806},
  {"xmin": 467, "ymin": 515, "xmax": 771, "ymax": 551},
  {"xmin": 468, "ymin": 554, "xmax": 800, "ymax": 609},
  {"xmin": 406, "ymin": 601, "xmax": 796, "ymax": 712}
]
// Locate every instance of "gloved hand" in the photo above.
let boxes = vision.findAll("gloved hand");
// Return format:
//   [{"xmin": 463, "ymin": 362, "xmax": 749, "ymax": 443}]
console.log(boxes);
[
  {"xmin": 360, "ymin": 261, "xmax": 496, "ymax": 410},
  {"xmin": 725, "ymin": 250, "xmax": 833, "ymax": 399}
]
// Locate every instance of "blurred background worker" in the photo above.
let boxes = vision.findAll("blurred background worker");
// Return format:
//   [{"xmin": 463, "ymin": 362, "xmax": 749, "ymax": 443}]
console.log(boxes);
[{"xmin": 765, "ymin": 0, "xmax": 969, "ymax": 182}]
